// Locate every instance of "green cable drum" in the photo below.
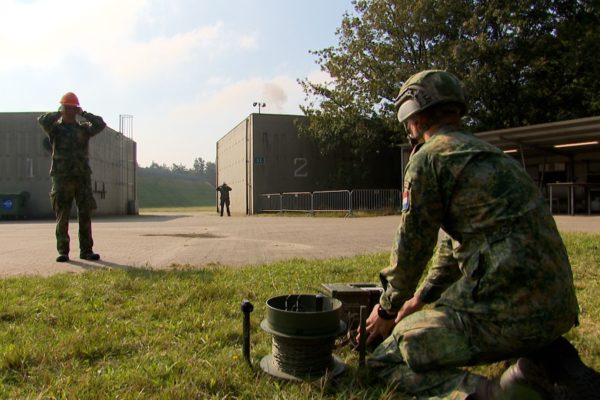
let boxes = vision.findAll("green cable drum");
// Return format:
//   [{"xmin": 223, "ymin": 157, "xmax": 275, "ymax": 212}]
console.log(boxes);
[{"xmin": 260, "ymin": 294, "xmax": 346, "ymax": 381}]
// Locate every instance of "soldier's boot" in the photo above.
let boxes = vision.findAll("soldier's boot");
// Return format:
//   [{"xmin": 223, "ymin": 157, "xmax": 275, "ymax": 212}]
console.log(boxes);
[
  {"xmin": 529, "ymin": 336, "xmax": 600, "ymax": 400},
  {"xmin": 467, "ymin": 358, "xmax": 556, "ymax": 400},
  {"xmin": 56, "ymin": 254, "xmax": 69, "ymax": 262},
  {"xmin": 80, "ymin": 251, "xmax": 100, "ymax": 261}
]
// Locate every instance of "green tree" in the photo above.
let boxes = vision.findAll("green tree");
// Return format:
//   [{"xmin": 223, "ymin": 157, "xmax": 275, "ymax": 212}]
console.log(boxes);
[
  {"xmin": 204, "ymin": 162, "xmax": 216, "ymax": 185},
  {"xmin": 300, "ymin": 0, "xmax": 600, "ymax": 185},
  {"xmin": 193, "ymin": 157, "xmax": 206, "ymax": 175},
  {"xmin": 454, "ymin": 0, "xmax": 600, "ymax": 129}
]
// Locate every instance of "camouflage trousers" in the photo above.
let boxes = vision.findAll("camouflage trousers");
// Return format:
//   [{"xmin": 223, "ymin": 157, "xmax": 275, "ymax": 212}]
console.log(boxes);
[
  {"xmin": 220, "ymin": 199, "xmax": 230, "ymax": 216},
  {"xmin": 368, "ymin": 306, "xmax": 573, "ymax": 399},
  {"xmin": 50, "ymin": 175, "xmax": 97, "ymax": 255}
]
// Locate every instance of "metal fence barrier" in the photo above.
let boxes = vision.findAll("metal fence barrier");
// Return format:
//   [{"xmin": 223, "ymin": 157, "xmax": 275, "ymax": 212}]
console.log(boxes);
[
  {"xmin": 259, "ymin": 193, "xmax": 282, "ymax": 212},
  {"xmin": 281, "ymin": 192, "xmax": 313, "ymax": 212},
  {"xmin": 351, "ymin": 189, "xmax": 402, "ymax": 211},
  {"xmin": 313, "ymin": 190, "xmax": 351, "ymax": 213},
  {"xmin": 258, "ymin": 189, "xmax": 402, "ymax": 214}
]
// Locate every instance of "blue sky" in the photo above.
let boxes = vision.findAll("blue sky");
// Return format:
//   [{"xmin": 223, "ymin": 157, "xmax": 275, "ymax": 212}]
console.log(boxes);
[{"xmin": 0, "ymin": 0, "xmax": 354, "ymax": 167}]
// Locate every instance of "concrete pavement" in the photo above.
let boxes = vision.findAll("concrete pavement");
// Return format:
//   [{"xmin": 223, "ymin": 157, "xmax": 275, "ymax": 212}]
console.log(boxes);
[{"xmin": 0, "ymin": 212, "xmax": 598, "ymax": 277}]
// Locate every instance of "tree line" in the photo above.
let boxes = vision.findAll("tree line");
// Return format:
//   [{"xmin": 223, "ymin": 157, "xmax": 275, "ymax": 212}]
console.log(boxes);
[
  {"xmin": 299, "ymin": 0, "xmax": 600, "ymax": 187},
  {"xmin": 138, "ymin": 157, "xmax": 216, "ymax": 184}
]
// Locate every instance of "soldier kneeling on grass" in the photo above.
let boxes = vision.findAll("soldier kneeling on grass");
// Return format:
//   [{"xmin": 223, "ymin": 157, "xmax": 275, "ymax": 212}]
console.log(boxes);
[{"xmin": 357, "ymin": 70, "xmax": 600, "ymax": 399}]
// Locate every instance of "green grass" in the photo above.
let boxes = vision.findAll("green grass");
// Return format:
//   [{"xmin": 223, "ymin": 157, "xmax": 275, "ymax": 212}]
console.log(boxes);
[
  {"xmin": 137, "ymin": 175, "xmax": 216, "ymax": 208},
  {"xmin": 0, "ymin": 233, "xmax": 598, "ymax": 399}
]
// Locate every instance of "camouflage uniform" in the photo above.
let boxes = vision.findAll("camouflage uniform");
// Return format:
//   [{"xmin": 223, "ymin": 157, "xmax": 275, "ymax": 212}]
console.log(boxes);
[
  {"xmin": 370, "ymin": 127, "xmax": 579, "ymax": 398},
  {"xmin": 38, "ymin": 111, "xmax": 106, "ymax": 256},
  {"xmin": 216, "ymin": 184, "xmax": 232, "ymax": 216}
]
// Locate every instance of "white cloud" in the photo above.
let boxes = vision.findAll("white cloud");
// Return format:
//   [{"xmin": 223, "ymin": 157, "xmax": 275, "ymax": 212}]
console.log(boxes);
[
  {"xmin": 101, "ymin": 22, "xmax": 224, "ymax": 82},
  {"xmin": 237, "ymin": 34, "xmax": 258, "ymax": 49},
  {"xmin": 0, "ymin": 0, "xmax": 146, "ymax": 69},
  {"xmin": 0, "ymin": 0, "xmax": 258, "ymax": 81}
]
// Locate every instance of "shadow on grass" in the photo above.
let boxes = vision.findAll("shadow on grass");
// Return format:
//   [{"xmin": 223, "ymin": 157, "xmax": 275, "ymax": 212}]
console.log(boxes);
[
  {"xmin": 64, "ymin": 259, "xmax": 217, "ymax": 283},
  {"xmin": 66, "ymin": 259, "xmax": 132, "ymax": 272}
]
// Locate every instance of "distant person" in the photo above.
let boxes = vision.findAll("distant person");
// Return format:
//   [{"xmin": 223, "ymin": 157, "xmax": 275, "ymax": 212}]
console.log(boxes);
[
  {"xmin": 38, "ymin": 92, "xmax": 106, "ymax": 262},
  {"xmin": 216, "ymin": 182, "xmax": 232, "ymax": 217}
]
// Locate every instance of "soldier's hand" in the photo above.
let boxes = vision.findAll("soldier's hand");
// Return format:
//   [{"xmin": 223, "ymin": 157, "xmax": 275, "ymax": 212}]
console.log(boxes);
[
  {"xmin": 395, "ymin": 295, "xmax": 424, "ymax": 323},
  {"xmin": 357, "ymin": 304, "xmax": 396, "ymax": 346}
]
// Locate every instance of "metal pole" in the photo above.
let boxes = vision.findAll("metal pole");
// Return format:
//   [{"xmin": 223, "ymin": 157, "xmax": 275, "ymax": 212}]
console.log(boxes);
[
  {"xmin": 358, "ymin": 305, "xmax": 367, "ymax": 368},
  {"xmin": 570, "ymin": 184, "xmax": 574, "ymax": 215},
  {"xmin": 241, "ymin": 299, "xmax": 254, "ymax": 366}
]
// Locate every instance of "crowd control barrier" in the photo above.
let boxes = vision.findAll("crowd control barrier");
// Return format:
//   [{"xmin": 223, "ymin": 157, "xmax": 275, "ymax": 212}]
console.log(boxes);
[{"xmin": 257, "ymin": 189, "xmax": 402, "ymax": 214}]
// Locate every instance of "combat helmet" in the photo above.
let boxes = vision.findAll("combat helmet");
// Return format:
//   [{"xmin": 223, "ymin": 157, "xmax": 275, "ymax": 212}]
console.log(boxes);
[{"xmin": 394, "ymin": 70, "xmax": 466, "ymax": 123}]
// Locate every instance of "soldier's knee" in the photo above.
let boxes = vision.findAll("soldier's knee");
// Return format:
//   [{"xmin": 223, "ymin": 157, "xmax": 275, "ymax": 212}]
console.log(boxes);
[
  {"xmin": 400, "ymin": 327, "xmax": 473, "ymax": 373},
  {"xmin": 400, "ymin": 330, "xmax": 435, "ymax": 373}
]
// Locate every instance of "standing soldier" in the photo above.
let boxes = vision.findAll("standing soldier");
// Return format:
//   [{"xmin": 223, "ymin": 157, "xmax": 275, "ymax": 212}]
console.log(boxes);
[
  {"xmin": 358, "ymin": 70, "xmax": 598, "ymax": 399},
  {"xmin": 38, "ymin": 92, "xmax": 106, "ymax": 262},
  {"xmin": 216, "ymin": 182, "xmax": 232, "ymax": 217}
]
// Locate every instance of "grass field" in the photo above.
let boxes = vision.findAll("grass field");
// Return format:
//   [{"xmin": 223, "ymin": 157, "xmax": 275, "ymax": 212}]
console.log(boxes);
[
  {"xmin": 0, "ymin": 233, "xmax": 598, "ymax": 399},
  {"xmin": 137, "ymin": 175, "xmax": 215, "ymax": 208}
]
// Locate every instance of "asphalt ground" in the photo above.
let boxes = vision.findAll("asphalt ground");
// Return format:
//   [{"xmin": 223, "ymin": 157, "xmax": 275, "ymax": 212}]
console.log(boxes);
[{"xmin": 1, "ymin": 212, "xmax": 599, "ymax": 278}]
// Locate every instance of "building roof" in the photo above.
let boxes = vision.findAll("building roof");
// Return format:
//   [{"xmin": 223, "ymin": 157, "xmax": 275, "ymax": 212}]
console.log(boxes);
[{"xmin": 475, "ymin": 116, "xmax": 600, "ymax": 157}]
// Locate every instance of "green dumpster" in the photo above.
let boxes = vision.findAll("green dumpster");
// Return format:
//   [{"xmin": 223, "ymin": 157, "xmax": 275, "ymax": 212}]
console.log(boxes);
[{"xmin": 0, "ymin": 191, "xmax": 30, "ymax": 219}]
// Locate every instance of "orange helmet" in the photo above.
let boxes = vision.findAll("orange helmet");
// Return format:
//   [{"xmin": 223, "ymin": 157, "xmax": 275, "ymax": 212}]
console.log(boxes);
[{"xmin": 60, "ymin": 92, "xmax": 80, "ymax": 107}]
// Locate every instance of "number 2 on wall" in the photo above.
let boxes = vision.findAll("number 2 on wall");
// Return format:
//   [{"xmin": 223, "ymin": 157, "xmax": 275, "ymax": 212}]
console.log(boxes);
[{"xmin": 294, "ymin": 157, "xmax": 308, "ymax": 177}]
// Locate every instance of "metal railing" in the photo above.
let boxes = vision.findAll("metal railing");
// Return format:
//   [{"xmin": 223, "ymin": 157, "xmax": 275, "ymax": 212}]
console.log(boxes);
[
  {"xmin": 258, "ymin": 193, "xmax": 282, "ymax": 212},
  {"xmin": 257, "ymin": 189, "xmax": 402, "ymax": 214},
  {"xmin": 313, "ymin": 190, "xmax": 351, "ymax": 212},
  {"xmin": 351, "ymin": 189, "xmax": 402, "ymax": 211},
  {"xmin": 281, "ymin": 192, "xmax": 313, "ymax": 212}
]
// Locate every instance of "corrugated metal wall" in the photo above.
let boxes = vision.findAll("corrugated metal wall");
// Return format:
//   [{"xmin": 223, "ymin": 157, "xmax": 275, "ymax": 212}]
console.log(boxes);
[{"xmin": 0, "ymin": 112, "xmax": 137, "ymax": 218}]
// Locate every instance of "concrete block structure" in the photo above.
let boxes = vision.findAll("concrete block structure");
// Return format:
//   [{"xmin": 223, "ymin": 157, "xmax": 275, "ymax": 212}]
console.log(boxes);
[
  {"xmin": 0, "ymin": 112, "xmax": 137, "ymax": 218},
  {"xmin": 216, "ymin": 113, "xmax": 333, "ymax": 215}
]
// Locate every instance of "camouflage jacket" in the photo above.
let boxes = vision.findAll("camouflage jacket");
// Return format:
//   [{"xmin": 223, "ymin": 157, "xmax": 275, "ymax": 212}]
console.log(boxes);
[
  {"xmin": 217, "ymin": 185, "xmax": 232, "ymax": 201},
  {"xmin": 379, "ymin": 126, "xmax": 579, "ymax": 323},
  {"xmin": 38, "ymin": 111, "xmax": 106, "ymax": 177}
]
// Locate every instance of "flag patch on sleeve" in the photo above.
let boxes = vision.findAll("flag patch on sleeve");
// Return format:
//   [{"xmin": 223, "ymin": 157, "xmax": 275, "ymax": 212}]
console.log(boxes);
[{"xmin": 402, "ymin": 190, "xmax": 410, "ymax": 211}]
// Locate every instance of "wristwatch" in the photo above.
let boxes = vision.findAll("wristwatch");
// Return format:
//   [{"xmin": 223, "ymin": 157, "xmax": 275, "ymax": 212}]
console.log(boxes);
[{"xmin": 377, "ymin": 305, "xmax": 397, "ymax": 320}]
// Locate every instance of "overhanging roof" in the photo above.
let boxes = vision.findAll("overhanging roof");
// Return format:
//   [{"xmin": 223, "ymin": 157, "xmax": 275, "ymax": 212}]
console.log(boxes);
[{"xmin": 475, "ymin": 116, "xmax": 600, "ymax": 157}]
